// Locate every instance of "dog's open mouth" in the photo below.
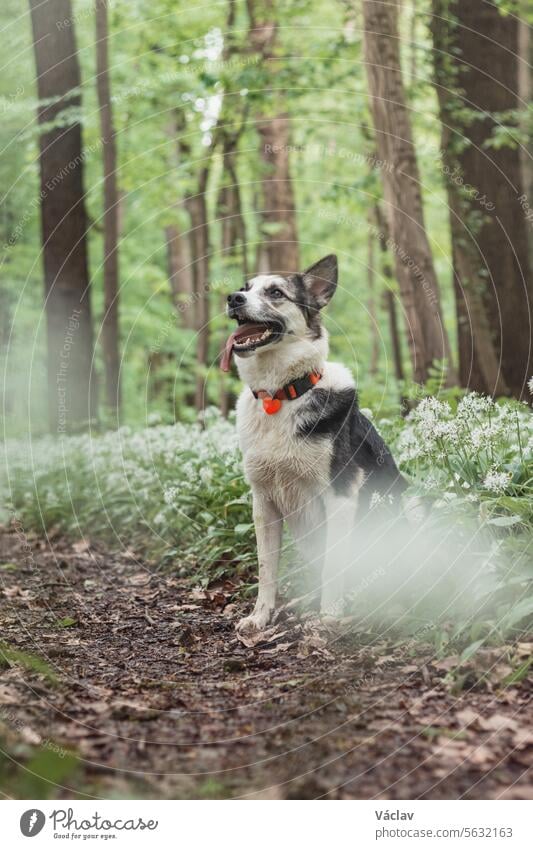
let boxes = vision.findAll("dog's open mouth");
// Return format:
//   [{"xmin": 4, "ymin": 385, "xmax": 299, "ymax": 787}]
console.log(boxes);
[
  {"xmin": 234, "ymin": 321, "xmax": 279, "ymax": 351},
  {"xmin": 221, "ymin": 320, "xmax": 283, "ymax": 371}
]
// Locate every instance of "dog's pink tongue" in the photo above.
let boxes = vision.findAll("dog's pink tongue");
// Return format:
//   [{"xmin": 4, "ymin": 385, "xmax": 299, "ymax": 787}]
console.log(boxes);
[{"xmin": 220, "ymin": 329, "xmax": 239, "ymax": 372}]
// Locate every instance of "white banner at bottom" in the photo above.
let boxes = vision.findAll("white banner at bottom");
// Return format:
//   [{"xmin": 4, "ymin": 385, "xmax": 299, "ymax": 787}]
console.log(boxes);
[{"xmin": 3, "ymin": 799, "xmax": 531, "ymax": 848}]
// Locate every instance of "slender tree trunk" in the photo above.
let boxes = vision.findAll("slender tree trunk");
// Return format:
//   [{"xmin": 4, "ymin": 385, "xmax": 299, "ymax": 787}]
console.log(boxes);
[
  {"xmin": 362, "ymin": 0, "xmax": 455, "ymax": 386},
  {"xmin": 431, "ymin": 0, "xmax": 532, "ymax": 398},
  {"xmin": 247, "ymin": 0, "xmax": 300, "ymax": 273},
  {"xmin": 171, "ymin": 109, "xmax": 212, "ymax": 411},
  {"xmin": 172, "ymin": 4, "xmax": 245, "ymax": 414},
  {"xmin": 95, "ymin": 0, "xmax": 120, "ymax": 417},
  {"xmin": 384, "ymin": 289, "xmax": 405, "ymax": 383},
  {"xmin": 218, "ymin": 136, "xmax": 248, "ymax": 280},
  {"xmin": 518, "ymin": 7, "xmax": 533, "ymax": 271},
  {"xmin": 217, "ymin": 131, "xmax": 248, "ymax": 416},
  {"xmin": 186, "ymin": 168, "xmax": 211, "ymax": 411},
  {"xmin": 374, "ymin": 204, "xmax": 406, "ymax": 384},
  {"xmin": 256, "ymin": 114, "xmax": 300, "ymax": 272},
  {"xmin": 164, "ymin": 113, "xmax": 197, "ymax": 410},
  {"xmin": 253, "ymin": 187, "xmax": 269, "ymax": 272},
  {"xmin": 29, "ymin": 0, "xmax": 95, "ymax": 432},
  {"xmin": 165, "ymin": 112, "xmax": 195, "ymax": 329},
  {"xmin": 409, "ymin": 0, "xmax": 418, "ymax": 86},
  {"xmin": 165, "ymin": 223, "xmax": 194, "ymax": 326},
  {"xmin": 117, "ymin": 188, "xmax": 126, "ymax": 239},
  {"xmin": 367, "ymin": 220, "xmax": 380, "ymax": 376}
]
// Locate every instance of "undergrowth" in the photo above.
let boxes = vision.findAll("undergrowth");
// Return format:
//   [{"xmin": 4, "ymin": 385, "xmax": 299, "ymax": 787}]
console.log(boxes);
[{"xmin": 2, "ymin": 394, "xmax": 532, "ymax": 659}]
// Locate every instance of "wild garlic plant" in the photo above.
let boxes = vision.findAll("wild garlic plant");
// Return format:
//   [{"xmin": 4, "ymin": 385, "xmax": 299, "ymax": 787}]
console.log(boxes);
[
  {"xmin": 395, "ymin": 394, "xmax": 532, "ymax": 501},
  {"xmin": 2, "ymin": 395, "xmax": 531, "ymax": 592},
  {"xmin": 2, "ymin": 408, "xmax": 252, "ymax": 578}
]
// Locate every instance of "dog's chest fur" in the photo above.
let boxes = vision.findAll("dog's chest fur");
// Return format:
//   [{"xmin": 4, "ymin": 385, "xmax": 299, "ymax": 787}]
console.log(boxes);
[
  {"xmin": 237, "ymin": 391, "xmax": 332, "ymax": 515},
  {"xmin": 236, "ymin": 361, "xmax": 356, "ymax": 516}
]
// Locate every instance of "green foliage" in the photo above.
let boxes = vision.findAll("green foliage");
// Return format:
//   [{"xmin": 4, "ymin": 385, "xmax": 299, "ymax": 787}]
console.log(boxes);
[
  {"xmin": 0, "ymin": 739, "xmax": 80, "ymax": 800},
  {"xmin": 383, "ymin": 394, "xmax": 533, "ymax": 646},
  {"xmin": 4, "ymin": 394, "xmax": 532, "ymax": 645},
  {"xmin": 0, "ymin": 642, "xmax": 57, "ymax": 682},
  {"xmin": 0, "ymin": 0, "xmax": 531, "ymax": 664},
  {"xmin": 5, "ymin": 409, "xmax": 254, "ymax": 582},
  {"xmin": 0, "ymin": 0, "xmax": 471, "ymax": 435}
]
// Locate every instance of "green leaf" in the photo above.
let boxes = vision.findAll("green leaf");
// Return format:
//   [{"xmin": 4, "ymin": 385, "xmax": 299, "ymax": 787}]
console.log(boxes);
[
  {"xmin": 11, "ymin": 747, "xmax": 79, "ymax": 799},
  {"xmin": 504, "ymin": 597, "xmax": 533, "ymax": 630},
  {"xmin": 0, "ymin": 642, "xmax": 57, "ymax": 681},
  {"xmin": 56, "ymin": 617, "xmax": 77, "ymax": 629},
  {"xmin": 503, "ymin": 657, "xmax": 532, "ymax": 687},
  {"xmin": 459, "ymin": 638, "xmax": 485, "ymax": 665},
  {"xmin": 234, "ymin": 523, "xmax": 254, "ymax": 536},
  {"xmin": 487, "ymin": 515, "xmax": 522, "ymax": 527}
]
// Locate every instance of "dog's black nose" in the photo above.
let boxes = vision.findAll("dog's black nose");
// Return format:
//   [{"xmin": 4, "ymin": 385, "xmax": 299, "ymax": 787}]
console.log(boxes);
[{"xmin": 227, "ymin": 292, "xmax": 246, "ymax": 309}]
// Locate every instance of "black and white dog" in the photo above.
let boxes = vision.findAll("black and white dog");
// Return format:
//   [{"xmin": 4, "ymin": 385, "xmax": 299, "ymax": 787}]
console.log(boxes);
[{"xmin": 222, "ymin": 255, "xmax": 405, "ymax": 634}]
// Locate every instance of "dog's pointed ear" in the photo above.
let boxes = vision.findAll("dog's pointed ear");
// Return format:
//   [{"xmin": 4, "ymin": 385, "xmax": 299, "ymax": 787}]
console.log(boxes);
[{"xmin": 302, "ymin": 254, "xmax": 338, "ymax": 308}]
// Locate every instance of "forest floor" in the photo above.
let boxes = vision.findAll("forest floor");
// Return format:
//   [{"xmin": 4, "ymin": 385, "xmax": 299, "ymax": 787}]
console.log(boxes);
[{"xmin": 0, "ymin": 526, "xmax": 531, "ymax": 800}]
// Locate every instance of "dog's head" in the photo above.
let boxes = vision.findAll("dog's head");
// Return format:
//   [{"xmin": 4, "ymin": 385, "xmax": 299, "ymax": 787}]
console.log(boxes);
[{"xmin": 221, "ymin": 255, "xmax": 338, "ymax": 371}]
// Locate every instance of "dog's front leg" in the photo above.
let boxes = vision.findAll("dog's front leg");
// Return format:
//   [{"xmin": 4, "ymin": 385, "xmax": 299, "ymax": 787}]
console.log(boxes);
[{"xmin": 236, "ymin": 494, "xmax": 282, "ymax": 634}]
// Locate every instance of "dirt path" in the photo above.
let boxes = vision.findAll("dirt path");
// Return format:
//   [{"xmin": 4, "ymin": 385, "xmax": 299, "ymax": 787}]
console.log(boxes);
[{"xmin": 0, "ymin": 528, "xmax": 531, "ymax": 800}]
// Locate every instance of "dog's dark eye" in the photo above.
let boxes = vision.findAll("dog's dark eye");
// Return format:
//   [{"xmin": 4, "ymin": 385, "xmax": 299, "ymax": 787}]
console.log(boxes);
[{"xmin": 269, "ymin": 288, "xmax": 284, "ymax": 299}]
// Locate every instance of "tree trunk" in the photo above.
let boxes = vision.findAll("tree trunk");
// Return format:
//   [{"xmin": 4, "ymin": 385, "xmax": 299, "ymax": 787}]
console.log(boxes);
[
  {"xmin": 186, "ymin": 168, "xmax": 211, "ymax": 412},
  {"xmin": 431, "ymin": 2, "xmax": 508, "ymax": 396},
  {"xmin": 165, "ymin": 112, "xmax": 195, "ymax": 329},
  {"xmin": 95, "ymin": 0, "xmax": 120, "ymax": 417},
  {"xmin": 431, "ymin": 0, "xmax": 533, "ymax": 398},
  {"xmin": 256, "ymin": 114, "xmax": 300, "ymax": 272},
  {"xmin": 247, "ymin": 0, "xmax": 300, "ymax": 273},
  {"xmin": 218, "ymin": 135, "xmax": 248, "ymax": 280},
  {"xmin": 408, "ymin": 0, "xmax": 418, "ymax": 86},
  {"xmin": 362, "ymin": 0, "xmax": 455, "ymax": 386},
  {"xmin": 367, "ymin": 220, "xmax": 380, "ymax": 377},
  {"xmin": 170, "ymin": 109, "xmax": 212, "ymax": 411},
  {"xmin": 164, "ymin": 223, "xmax": 194, "ymax": 327},
  {"xmin": 518, "ymin": 6, "xmax": 533, "ymax": 271},
  {"xmin": 384, "ymin": 289, "xmax": 405, "ymax": 384},
  {"xmin": 217, "ymin": 131, "xmax": 248, "ymax": 416},
  {"xmin": 374, "ymin": 204, "xmax": 406, "ymax": 384},
  {"xmin": 29, "ymin": 0, "xmax": 95, "ymax": 432}
]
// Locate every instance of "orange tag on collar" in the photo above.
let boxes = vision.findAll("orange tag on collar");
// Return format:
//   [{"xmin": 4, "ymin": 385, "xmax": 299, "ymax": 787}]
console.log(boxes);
[{"xmin": 262, "ymin": 397, "xmax": 282, "ymax": 415}]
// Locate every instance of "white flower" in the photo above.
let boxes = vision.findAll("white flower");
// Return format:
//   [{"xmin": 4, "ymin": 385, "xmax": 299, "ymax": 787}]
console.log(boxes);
[
  {"xmin": 528, "ymin": 376, "xmax": 533, "ymax": 395},
  {"xmin": 457, "ymin": 392, "xmax": 494, "ymax": 420},
  {"xmin": 369, "ymin": 491, "xmax": 383, "ymax": 509},
  {"xmin": 483, "ymin": 469, "xmax": 512, "ymax": 493},
  {"xmin": 433, "ymin": 420, "xmax": 458, "ymax": 440},
  {"xmin": 199, "ymin": 467, "xmax": 213, "ymax": 485},
  {"xmin": 421, "ymin": 473, "xmax": 439, "ymax": 491},
  {"xmin": 469, "ymin": 427, "xmax": 485, "ymax": 449},
  {"xmin": 163, "ymin": 486, "xmax": 178, "ymax": 505}
]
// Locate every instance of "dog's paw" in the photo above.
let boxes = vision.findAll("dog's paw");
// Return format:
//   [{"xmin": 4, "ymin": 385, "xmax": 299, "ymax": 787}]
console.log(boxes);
[{"xmin": 236, "ymin": 607, "xmax": 272, "ymax": 634}]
